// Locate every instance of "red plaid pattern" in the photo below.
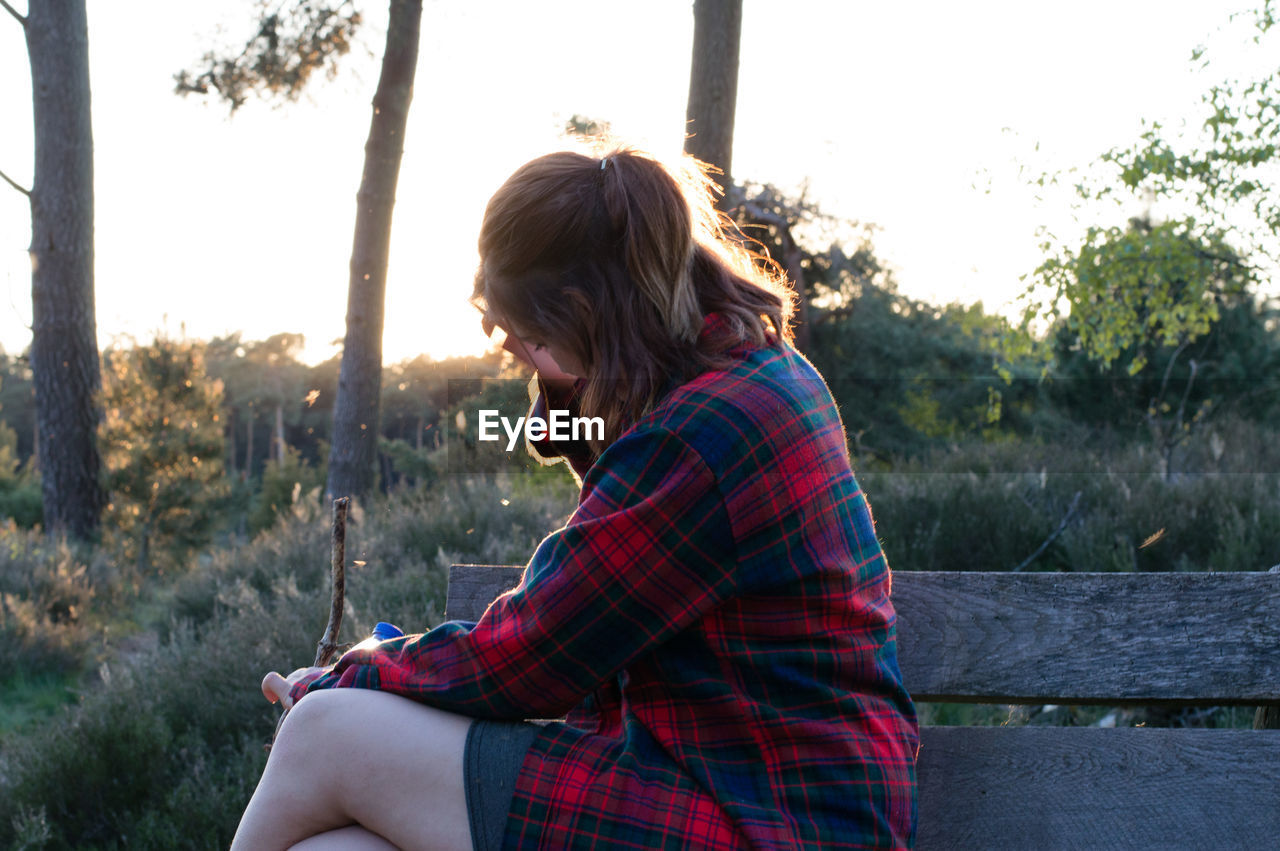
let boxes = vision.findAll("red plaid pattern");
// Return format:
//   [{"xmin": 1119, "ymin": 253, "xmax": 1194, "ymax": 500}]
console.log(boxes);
[{"xmin": 295, "ymin": 314, "xmax": 919, "ymax": 848}]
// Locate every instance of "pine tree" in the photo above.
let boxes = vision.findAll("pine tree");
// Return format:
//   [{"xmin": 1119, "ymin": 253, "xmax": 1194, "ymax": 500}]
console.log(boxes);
[{"xmin": 100, "ymin": 336, "xmax": 229, "ymax": 572}]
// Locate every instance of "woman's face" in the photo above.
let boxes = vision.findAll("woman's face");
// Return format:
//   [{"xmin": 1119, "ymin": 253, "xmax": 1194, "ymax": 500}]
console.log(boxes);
[
  {"xmin": 480, "ymin": 306, "xmax": 586, "ymax": 383},
  {"xmin": 511, "ymin": 332, "xmax": 586, "ymax": 383}
]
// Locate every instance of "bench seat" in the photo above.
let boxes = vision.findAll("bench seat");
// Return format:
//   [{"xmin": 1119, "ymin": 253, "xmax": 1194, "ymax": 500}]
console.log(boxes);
[{"xmin": 446, "ymin": 565, "xmax": 1280, "ymax": 849}]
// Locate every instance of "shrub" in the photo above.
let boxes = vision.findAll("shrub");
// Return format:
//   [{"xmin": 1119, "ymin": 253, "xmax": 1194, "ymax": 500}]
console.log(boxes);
[
  {"xmin": 862, "ymin": 420, "xmax": 1280, "ymax": 574},
  {"xmin": 0, "ymin": 529, "xmax": 117, "ymax": 686},
  {"xmin": 0, "ymin": 422, "xmax": 41, "ymax": 529},
  {"xmin": 0, "ymin": 472, "xmax": 580, "ymax": 847},
  {"xmin": 100, "ymin": 335, "xmax": 230, "ymax": 574},
  {"xmin": 248, "ymin": 446, "xmax": 326, "ymax": 535}
]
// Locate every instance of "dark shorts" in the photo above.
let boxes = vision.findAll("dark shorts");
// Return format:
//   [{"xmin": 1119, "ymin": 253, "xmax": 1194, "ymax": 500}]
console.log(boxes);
[{"xmin": 463, "ymin": 720, "xmax": 542, "ymax": 851}]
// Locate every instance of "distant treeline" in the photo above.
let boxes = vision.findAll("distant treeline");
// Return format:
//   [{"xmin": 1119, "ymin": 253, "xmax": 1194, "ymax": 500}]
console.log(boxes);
[
  {"xmin": 0, "ymin": 262, "xmax": 1274, "ymax": 510},
  {"xmin": 0, "ymin": 335, "xmax": 506, "ymax": 488}
]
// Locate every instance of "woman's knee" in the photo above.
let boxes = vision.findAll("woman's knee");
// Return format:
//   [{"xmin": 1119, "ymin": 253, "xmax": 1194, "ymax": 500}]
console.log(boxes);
[
  {"xmin": 268, "ymin": 689, "xmax": 355, "ymax": 777},
  {"xmin": 278, "ymin": 687, "xmax": 339, "ymax": 738},
  {"xmin": 270, "ymin": 688, "xmax": 472, "ymax": 793},
  {"xmin": 269, "ymin": 689, "xmax": 475, "ymax": 848}
]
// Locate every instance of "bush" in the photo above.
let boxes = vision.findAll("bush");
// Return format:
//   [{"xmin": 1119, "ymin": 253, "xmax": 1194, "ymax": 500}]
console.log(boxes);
[
  {"xmin": 0, "ymin": 472, "xmax": 579, "ymax": 847},
  {"xmin": 0, "ymin": 478, "xmax": 42, "ymax": 530},
  {"xmin": 0, "ymin": 530, "xmax": 117, "ymax": 686},
  {"xmin": 0, "ymin": 422, "xmax": 41, "ymax": 529},
  {"xmin": 248, "ymin": 446, "xmax": 326, "ymax": 536},
  {"xmin": 861, "ymin": 420, "xmax": 1280, "ymax": 574},
  {"xmin": 100, "ymin": 335, "xmax": 230, "ymax": 574}
]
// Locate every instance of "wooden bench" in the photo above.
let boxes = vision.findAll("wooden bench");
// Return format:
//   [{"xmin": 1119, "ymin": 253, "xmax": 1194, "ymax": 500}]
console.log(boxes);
[{"xmin": 446, "ymin": 565, "xmax": 1280, "ymax": 849}]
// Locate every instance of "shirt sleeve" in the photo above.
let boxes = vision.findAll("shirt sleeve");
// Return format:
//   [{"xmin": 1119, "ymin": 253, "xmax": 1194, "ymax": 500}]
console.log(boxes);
[{"xmin": 291, "ymin": 425, "xmax": 737, "ymax": 718}]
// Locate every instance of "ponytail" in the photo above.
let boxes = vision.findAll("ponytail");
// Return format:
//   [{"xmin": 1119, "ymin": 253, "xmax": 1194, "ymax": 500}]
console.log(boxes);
[{"xmin": 474, "ymin": 146, "xmax": 793, "ymax": 455}]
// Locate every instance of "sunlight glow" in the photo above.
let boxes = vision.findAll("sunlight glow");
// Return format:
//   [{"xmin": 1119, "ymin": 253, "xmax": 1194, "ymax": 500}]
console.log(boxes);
[{"xmin": 0, "ymin": 0, "xmax": 1259, "ymax": 366}]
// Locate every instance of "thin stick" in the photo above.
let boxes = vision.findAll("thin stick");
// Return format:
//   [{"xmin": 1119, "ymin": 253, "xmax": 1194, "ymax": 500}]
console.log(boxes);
[
  {"xmin": 270, "ymin": 497, "xmax": 351, "ymax": 746},
  {"xmin": 0, "ymin": 166, "xmax": 30, "ymax": 197},
  {"xmin": 0, "ymin": 0, "xmax": 26, "ymax": 27},
  {"xmin": 1012, "ymin": 490, "xmax": 1082, "ymax": 573},
  {"xmin": 314, "ymin": 497, "xmax": 350, "ymax": 666}
]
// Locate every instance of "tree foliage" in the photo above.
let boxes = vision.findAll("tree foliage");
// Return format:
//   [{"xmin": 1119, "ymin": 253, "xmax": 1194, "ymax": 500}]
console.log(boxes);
[
  {"xmin": 1003, "ymin": 3, "xmax": 1280, "ymax": 473},
  {"xmin": 100, "ymin": 337, "xmax": 229, "ymax": 572},
  {"xmin": 1024, "ymin": 216, "xmax": 1254, "ymax": 375},
  {"xmin": 175, "ymin": 1, "xmax": 363, "ymax": 113},
  {"xmin": 724, "ymin": 186, "xmax": 1035, "ymax": 461},
  {"xmin": 1015, "ymin": 3, "xmax": 1280, "ymax": 376},
  {"xmin": 249, "ymin": 445, "xmax": 325, "ymax": 534},
  {"xmin": 1100, "ymin": 2, "xmax": 1280, "ymax": 263}
]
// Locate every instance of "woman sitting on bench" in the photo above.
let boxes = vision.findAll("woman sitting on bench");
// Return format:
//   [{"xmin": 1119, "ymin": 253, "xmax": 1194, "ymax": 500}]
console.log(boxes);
[{"xmin": 233, "ymin": 147, "xmax": 919, "ymax": 850}]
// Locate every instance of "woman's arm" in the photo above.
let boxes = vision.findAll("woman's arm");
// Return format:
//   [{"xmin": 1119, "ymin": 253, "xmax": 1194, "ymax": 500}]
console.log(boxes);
[{"xmin": 291, "ymin": 426, "xmax": 736, "ymax": 718}]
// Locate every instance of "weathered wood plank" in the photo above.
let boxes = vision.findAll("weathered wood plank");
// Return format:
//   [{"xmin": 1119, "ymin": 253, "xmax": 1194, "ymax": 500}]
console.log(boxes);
[
  {"xmin": 446, "ymin": 565, "xmax": 1280, "ymax": 846},
  {"xmin": 895, "ymin": 571, "xmax": 1280, "ymax": 705},
  {"xmin": 917, "ymin": 726, "xmax": 1280, "ymax": 850},
  {"xmin": 445, "ymin": 564, "xmax": 524, "ymax": 622},
  {"xmin": 446, "ymin": 567, "xmax": 1280, "ymax": 704}
]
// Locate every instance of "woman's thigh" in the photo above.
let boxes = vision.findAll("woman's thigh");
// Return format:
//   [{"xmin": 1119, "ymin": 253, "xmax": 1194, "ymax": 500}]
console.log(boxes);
[
  {"xmin": 290, "ymin": 825, "xmax": 401, "ymax": 850},
  {"xmin": 237, "ymin": 688, "xmax": 474, "ymax": 851}
]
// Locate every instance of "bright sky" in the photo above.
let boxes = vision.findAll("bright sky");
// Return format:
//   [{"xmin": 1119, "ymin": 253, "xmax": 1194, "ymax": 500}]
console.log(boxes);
[{"xmin": 0, "ymin": 0, "xmax": 1267, "ymax": 365}]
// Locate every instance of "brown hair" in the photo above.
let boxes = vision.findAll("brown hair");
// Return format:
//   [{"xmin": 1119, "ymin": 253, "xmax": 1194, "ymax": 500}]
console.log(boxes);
[{"xmin": 472, "ymin": 147, "xmax": 794, "ymax": 454}]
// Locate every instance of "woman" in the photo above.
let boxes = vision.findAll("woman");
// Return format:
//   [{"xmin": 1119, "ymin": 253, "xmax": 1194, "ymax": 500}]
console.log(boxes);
[{"xmin": 233, "ymin": 148, "xmax": 918, "ymax": 850}]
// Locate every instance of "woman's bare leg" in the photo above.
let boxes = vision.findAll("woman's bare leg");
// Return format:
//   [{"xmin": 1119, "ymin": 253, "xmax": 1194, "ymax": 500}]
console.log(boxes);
[
  {"xmin": 290, "ymin": 825, "xmax": 401, "ymax": 850},
  {"xmin": 232, "ymin": 688, "xmax": 474, "ymax": 851}
]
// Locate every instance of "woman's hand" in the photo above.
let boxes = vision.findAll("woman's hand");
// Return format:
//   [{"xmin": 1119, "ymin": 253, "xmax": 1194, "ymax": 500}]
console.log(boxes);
[{"xmin": 261, "ymin": 666, "xmax": 330, "ymax": 710}]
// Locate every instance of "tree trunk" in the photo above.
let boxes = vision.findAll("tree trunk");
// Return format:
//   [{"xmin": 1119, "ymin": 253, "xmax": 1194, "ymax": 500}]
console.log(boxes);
[
  {"xmin": 274, "ymin": 401, "xmax": 286, "ymax": 465},
  {"xmin": 137, "ymin": 515, "xmax": 152, "ymax": 574},
  {"xmin": 227, "ymin": 406, "xmax": 238, "ymax": 477},
  {"xmin": 684, "ymin": 0, "xmax": 743, "ymax": 208},
  {"xmin": 326, "ymin": 0, "xmax": 422, "ymax": 501},
  {"xmin": 244, "ymin": 404, "xmax": 255, "ymax": 480},
  {"xmin": 25, "ymin": 0, "xmax": 105, "ymax": 540}
]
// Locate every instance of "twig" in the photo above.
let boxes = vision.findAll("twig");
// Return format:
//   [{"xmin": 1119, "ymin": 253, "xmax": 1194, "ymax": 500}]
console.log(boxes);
[
  {"xmin": 314, "ymin": 496, "xmax": 350, "ymax": 666},
  {"xmin": 0, "ymin": 166, "xmax": 30, "ymax": 197},
  {"xmin": 1153, "ymin": 341, "xmax": 1189, "ymax": 408},
  {"xmin": 0, "ymin": 0, "xmax": 25, "ymax": 27},
  {"xmin": 270, "ymin": 496, "xmax": 351, "ymax": 746},
  {"xmin": 1012, "ymin": 490, "xmax": 1082, "ymax": 573}
]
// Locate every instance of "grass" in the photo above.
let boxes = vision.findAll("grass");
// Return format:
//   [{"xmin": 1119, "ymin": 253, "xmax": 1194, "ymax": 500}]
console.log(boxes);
[
  {"xmin": 0, "ymin": 671, "xmax": 79, "ymax": 735},
  {"xmin": 860, "ymin": 419, "xmax": 1280, "ymax": 574},
  {"xmin": 0, "ymin": 469, "xmax": 579, "ymax": 849}
]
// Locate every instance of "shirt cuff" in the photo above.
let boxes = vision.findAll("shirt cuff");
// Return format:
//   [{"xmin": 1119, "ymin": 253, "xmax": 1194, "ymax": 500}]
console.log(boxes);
[{"xmin": 287, "ymin": 667, "xmax": 333, "ymax": 706}]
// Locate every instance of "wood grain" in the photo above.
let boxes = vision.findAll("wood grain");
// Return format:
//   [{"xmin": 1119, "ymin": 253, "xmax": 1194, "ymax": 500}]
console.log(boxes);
[
  {"xmin": 894, "ymin": 571, "xmax": 1280, "ymax": 705},
  {"xmin": 917, "ymin": 726, "xmax": 1280, "ymax": 850},
  {"xmin": 447, "ymin": 567, "xmax": 1280, "ymax": 705},
  {"xmin": 446, "ymin": 564, "xmax": 1280, "ymax": 846},
  {"xmin": 445, "ymin": 564, "xmax": 524, "ymax": 622}
]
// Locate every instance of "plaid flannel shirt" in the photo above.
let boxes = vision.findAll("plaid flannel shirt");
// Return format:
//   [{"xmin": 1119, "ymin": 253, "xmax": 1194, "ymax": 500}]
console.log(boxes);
[{"xmin": 294, "ymin": 314, "xmax": 919, "ymax": 848}]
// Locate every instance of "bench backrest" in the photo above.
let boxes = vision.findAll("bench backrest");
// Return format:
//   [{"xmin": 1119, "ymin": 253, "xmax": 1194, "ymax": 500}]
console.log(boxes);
[{"xmin": 446, "ymin": 565, "xmax": 1280, "ymax": 849}]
